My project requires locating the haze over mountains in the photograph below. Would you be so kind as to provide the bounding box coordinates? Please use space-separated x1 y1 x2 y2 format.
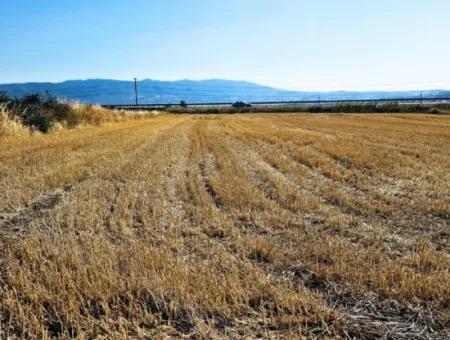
1 79 449 105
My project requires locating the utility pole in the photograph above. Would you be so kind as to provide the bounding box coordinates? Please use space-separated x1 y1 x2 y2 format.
134 78 139 106
420 92 423 105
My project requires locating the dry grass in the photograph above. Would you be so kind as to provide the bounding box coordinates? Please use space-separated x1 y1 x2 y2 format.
54 102 157 128
0 105 31 137
0 113 449 338
0 101 157 136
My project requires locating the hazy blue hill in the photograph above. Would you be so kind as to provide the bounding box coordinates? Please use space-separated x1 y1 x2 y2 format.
0 79 448 104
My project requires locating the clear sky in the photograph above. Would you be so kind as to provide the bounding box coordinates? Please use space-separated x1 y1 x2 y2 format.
1 0 449 91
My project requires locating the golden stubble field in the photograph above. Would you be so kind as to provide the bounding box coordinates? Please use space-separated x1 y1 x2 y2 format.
0 113 449 338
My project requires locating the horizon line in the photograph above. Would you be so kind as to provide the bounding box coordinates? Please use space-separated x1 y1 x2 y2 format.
0 77 449 93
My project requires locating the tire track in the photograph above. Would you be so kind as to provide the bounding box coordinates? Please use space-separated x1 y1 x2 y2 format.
275 265 448 340
224 120 449 242
206 123 448 339
0 185 72 235
0 118 188 242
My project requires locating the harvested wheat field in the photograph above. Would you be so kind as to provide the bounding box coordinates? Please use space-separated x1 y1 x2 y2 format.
0 113 449 339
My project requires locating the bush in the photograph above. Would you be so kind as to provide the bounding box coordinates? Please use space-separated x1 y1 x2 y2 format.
1 93 132 134
19 106 53 132
0 91 10 103
232 101 252 108
10 93 56 132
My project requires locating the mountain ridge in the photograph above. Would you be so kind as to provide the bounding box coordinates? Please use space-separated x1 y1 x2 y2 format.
0 79 449 105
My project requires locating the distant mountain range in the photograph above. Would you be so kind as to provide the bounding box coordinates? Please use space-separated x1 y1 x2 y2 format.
0 79 449 105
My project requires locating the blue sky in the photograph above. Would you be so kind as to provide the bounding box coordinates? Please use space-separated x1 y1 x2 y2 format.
1 0 449 91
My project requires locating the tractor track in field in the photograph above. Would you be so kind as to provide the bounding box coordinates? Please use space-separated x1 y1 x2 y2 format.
0 185 73 241
0 119 187 243
225 124 449 248
275 265 449 340
211 128 449 339
198 159 224 211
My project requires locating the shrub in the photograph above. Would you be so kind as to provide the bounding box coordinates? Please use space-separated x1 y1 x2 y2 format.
2 93 130 133
11 93 56 132
19 107 53 132
0 91 10 103
232 101 252 108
